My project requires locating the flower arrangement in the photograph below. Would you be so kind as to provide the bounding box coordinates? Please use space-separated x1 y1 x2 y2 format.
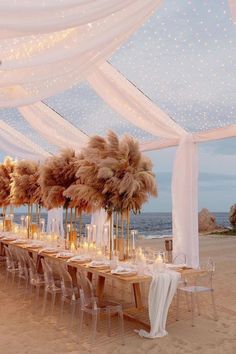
0 156 15 207
10 159 41 206
39 149 78 210
65 131 157 215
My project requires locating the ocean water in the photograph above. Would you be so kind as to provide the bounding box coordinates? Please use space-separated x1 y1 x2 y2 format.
12 212 230 238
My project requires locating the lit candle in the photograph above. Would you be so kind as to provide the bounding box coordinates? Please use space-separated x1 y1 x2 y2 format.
86 224 92 243
131 230 137 250
70 242 76 252
92 225 97 243
40 218 45 233
154 254 165 272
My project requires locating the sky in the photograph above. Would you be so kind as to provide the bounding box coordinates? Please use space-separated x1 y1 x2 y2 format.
0 0 236 213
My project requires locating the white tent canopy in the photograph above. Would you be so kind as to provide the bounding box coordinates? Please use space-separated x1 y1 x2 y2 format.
0 0 236 267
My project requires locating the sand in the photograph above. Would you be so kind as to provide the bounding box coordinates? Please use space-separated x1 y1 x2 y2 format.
0 235 236 354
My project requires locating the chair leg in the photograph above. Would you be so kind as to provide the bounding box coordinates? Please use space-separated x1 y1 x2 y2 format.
191 292 195 327
118 310 125 345
50 292 56 316
5 271 9 288
78 310 84 343
210 290 218 321
176 290 180 321
196 293 201 316
42 290 48 316
35 286 40 304
70 301 76 329
107 308 111 337
91 312 98 349
57 298 65 327
185 291 190 311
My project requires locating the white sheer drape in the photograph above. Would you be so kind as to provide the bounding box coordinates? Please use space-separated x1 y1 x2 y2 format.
0 120 50 160
0 1 151 38
47 207 64 238
172 134 199 268
19 102 89 150
228 0 236 24
91 209 108 247
0 1 162 107
87 62 185 140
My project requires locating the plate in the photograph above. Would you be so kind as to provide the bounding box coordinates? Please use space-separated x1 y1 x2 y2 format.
1 237 16 241
11 239 28 244
56 252 74 259
88 262 109 269
68 256 91 263
24 243 43 249
40 248 59 254
112 271 137 277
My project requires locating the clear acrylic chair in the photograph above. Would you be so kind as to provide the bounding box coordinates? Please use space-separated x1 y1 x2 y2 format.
57 262 79 328
41 258 61 316
3 245 19 287
173 253 187 265
14 247 29 290
77 270 124 348
25 252 45 305
176 258 218 326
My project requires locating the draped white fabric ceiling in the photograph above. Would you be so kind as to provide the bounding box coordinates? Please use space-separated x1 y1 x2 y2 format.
0 0 235 267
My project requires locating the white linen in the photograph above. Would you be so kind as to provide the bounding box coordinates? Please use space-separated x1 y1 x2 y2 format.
47 207 64 238
91 208 108 247
88 62 185 140
137 270 180 338
19 102 89 151
0 120 50 160
0 1 162 107
172 134 199 268
0 1 154 38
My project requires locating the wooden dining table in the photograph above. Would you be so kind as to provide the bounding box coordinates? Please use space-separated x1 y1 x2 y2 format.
0 237 202 328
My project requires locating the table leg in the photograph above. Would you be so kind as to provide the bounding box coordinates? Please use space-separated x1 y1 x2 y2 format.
133 283 143 309
87 271 93 282
36 255 43 273
0 242 4 256
96 276 105 300
68 265 77 285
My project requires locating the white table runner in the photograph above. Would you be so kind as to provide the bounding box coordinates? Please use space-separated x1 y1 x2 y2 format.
137 270 180 338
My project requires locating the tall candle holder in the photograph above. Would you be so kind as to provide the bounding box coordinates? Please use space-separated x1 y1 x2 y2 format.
130 229 138 262
20 215 25 231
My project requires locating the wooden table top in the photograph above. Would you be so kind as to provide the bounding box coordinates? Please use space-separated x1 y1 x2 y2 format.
0 238 202 284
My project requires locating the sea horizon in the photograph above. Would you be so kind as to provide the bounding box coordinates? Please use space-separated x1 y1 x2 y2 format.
10 211 231 238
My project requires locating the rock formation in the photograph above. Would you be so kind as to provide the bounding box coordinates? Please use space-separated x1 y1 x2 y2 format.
229 204 236 229
198 208 218 232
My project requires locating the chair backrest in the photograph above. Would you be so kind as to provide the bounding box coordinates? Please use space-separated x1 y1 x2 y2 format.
25 253 38 280
41 258 56 289
195 258 215 289
173 253 187 265
14 248 27 274
77 270 96 309
4 245 15 269
57 262 75 299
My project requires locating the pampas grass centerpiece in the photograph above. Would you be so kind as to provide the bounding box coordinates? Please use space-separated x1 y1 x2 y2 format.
64 131 157 258
10 159 41 236
0 156 15 230
39 149 80 243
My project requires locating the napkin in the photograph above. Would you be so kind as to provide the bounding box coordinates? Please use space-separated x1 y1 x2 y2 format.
166 263 187 269
56 252 74 258
89 260 109 267
67 255 91 262
111 265 136 274
39 248 58 254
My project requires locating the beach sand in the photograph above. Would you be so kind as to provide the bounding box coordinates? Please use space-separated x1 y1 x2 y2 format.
0 235 235 354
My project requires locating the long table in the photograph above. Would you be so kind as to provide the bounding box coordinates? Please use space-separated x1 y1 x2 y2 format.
0 238 201 327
